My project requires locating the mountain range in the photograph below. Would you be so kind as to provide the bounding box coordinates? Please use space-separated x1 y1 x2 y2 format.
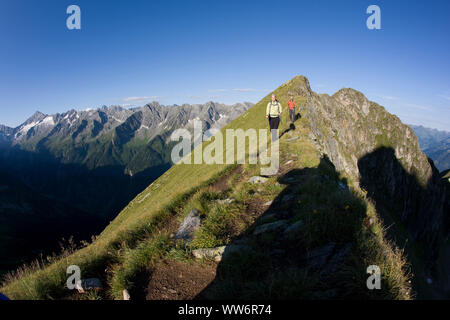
409 125 450 172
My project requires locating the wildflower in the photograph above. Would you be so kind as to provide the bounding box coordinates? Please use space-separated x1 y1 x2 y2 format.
313 209 318 214
345 205 350 210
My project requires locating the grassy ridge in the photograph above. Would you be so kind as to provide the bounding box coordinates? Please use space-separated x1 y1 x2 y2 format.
108 108 411 300
1 76 411 299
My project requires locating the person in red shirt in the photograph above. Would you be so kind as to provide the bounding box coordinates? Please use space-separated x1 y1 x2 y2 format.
287 97 297 123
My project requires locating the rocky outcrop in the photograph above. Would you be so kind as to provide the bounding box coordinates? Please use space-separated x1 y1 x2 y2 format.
192 245 250 262
302 85 431 184
286 76 448 293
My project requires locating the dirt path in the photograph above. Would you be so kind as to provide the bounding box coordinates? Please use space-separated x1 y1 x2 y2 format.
143 160 295 300
145 165 244 300
210 165 243 193
146 260 217 300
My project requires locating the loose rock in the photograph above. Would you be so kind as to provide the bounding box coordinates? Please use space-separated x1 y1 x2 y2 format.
192 245 249 262
249 176 269 184
123 289 131 300
216 198 235 205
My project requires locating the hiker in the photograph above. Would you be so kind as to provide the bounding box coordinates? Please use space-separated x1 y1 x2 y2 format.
266 94 282 140
287 97 297 123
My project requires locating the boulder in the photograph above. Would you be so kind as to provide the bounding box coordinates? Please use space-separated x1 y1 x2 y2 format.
123 289 131 300
283 220 304 240
193 246 226 261
248 176 268 184
215 198 235 205
253 220 288 235
192 244 250 262
175 209 201 243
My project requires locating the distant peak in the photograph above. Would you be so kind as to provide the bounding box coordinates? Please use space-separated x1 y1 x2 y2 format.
102 105 125 112
33 110 45 117
144 101 162 112
281 75 312 96
333 87 369 104
0 124 13 134
25 110 47 124
334 87 364 96
332 88 370 115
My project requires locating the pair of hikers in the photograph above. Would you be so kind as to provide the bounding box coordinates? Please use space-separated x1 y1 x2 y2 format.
265 94 297 136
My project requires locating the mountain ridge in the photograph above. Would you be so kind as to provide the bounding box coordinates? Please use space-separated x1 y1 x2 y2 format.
1 76 448 300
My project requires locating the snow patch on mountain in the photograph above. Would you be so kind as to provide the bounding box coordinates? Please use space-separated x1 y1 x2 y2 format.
41 116 55 126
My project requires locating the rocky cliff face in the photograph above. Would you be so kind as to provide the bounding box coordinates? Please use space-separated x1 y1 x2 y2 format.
283 76 448 295
303 85 431 184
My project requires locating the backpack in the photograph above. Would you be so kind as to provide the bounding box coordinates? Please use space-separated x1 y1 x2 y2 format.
271 100 281 109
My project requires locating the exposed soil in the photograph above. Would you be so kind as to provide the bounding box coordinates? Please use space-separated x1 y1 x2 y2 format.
210 165 243 193
159 212 182 236
145 165 246 300
245 196 267 219
144 162 294 301
146 260 217 300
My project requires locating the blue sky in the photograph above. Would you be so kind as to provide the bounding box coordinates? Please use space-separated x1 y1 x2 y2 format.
1 0 449 130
